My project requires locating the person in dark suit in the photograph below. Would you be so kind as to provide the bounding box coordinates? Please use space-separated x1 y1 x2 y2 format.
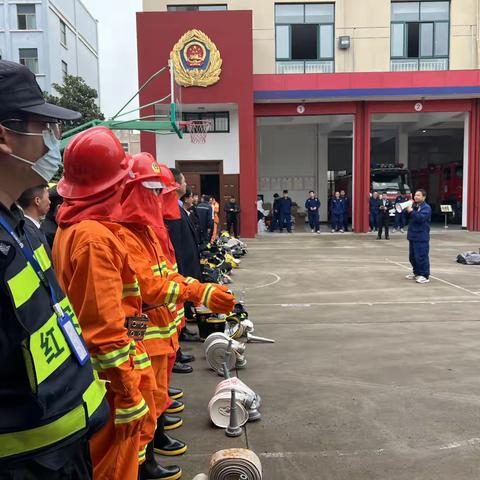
17 184 52 256
165 169 202 350
376 193 392 240
224 196 240 237
269 193 280 232
196 195 214 244
181 189 200 244
40 186 63 249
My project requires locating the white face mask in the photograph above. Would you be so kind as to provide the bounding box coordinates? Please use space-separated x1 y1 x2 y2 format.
8 129 62 182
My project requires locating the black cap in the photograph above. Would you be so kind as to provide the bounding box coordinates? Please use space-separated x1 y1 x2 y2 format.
0 60 81 121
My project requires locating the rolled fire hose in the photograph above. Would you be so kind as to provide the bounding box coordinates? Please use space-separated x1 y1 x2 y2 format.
209 449 262 480
205 339 238 373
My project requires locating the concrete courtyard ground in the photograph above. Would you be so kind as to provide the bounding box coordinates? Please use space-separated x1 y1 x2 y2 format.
169 228 480 480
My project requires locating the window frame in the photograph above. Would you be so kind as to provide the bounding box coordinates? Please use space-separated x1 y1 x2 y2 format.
60 20 68 47
17 3 37 30
181 111 230 133
61 60 68 80
390 1 450 63
274 3 335 66
166 4 227 11
19 48 39 74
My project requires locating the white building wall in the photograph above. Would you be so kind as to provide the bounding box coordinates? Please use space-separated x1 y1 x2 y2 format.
155 109 240 174
0 0 98 95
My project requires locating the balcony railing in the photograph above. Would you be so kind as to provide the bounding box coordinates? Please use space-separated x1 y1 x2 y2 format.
276 60 334 74
390 58 448 72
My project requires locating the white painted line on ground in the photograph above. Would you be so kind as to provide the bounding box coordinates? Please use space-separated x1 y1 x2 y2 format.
259 437 480 460
385 258 480 297
236 270 281 291
246 299 480 307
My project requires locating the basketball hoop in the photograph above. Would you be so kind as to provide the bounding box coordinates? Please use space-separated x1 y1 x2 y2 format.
185 120 212 144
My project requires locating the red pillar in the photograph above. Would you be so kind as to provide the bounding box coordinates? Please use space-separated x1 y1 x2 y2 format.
468 99 480 231
353 101 370 232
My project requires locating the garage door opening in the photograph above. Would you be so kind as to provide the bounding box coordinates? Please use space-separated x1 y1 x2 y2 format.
370 111 466 226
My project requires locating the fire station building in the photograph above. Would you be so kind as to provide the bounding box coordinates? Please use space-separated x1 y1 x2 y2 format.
137 0 480 237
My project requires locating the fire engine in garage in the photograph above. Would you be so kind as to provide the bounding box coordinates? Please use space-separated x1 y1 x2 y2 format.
410 162 463 222
336 164 412 217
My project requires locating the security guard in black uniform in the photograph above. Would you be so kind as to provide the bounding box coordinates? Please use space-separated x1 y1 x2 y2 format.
0 60 108 479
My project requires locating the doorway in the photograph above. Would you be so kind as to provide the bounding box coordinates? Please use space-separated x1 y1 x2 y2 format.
201 174 220 200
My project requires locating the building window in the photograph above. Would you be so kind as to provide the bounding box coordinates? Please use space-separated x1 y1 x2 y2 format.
17 4 36 30
60 20 67 46
275 3 334 74
182 111 230 133
167 4 227 11
391 1 450 71
19 48 39 74
61 60 68 80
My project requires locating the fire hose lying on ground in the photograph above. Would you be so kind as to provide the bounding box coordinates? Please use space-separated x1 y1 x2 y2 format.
192 448 262 480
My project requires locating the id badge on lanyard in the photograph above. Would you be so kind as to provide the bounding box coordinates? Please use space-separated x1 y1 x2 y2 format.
55 306 90 366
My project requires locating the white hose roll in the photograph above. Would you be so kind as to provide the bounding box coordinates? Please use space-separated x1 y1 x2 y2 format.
204 332 231 352
208 392 249 428
205 339 237 373
209 449 262 480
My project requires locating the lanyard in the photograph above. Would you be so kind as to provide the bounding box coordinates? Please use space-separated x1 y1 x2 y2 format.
0 214 62 316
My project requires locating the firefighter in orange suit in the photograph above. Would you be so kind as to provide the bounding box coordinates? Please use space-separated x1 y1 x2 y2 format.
211 197 220 242
117 153 236 470
53 127 179 480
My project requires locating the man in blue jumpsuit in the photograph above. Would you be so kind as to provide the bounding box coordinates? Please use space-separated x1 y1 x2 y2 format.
340 190 350 231
269 193 280 232
394 193 407 232
279 189 293 233
369 191 379 232
405 189 432 284
305 190 321 233
330 191 345 233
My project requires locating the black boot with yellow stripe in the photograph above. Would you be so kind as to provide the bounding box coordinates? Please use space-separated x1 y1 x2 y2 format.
168 387 183 400
139 442 182 480
164 414 183 431
166 399 184 414
154 414 187 456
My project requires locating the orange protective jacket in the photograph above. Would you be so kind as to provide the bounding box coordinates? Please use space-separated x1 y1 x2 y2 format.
53 220 154 427
115 224 232 345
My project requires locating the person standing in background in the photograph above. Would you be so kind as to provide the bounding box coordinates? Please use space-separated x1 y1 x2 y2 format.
17 183 51 254
340 190 350 231
279 189 293 233
269 193 280 232
305 190 321 234
224 196 240 237
394 193 407 233
376 193 392 240
369 191 379 232
41 186 63 249
210 196 219 242
330 191 345 233
196 195 214 244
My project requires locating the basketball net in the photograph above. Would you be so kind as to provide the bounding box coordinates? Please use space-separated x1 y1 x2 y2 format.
186 120 212 144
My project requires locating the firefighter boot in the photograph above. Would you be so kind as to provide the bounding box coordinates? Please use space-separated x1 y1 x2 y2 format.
139 442 182 480
164 414 183 431
154 414 188 456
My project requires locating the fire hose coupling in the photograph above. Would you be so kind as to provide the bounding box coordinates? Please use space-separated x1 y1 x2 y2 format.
192 448 262 480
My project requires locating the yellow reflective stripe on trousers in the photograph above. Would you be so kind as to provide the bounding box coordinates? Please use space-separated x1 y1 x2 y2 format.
115 398 148 424
122 281 141 298
26 311 71 385
0 378 105 459
133 351 151 370
91 343 132 370
165 282 179 304
144 321 177 340
7 262 40 308
200 285 216 306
